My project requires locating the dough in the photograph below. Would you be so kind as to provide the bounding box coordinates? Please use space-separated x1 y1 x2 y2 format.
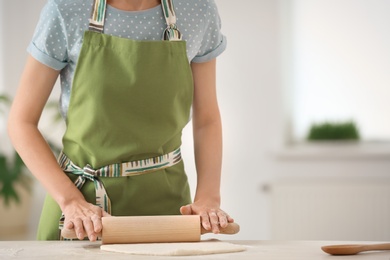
100 239 246 256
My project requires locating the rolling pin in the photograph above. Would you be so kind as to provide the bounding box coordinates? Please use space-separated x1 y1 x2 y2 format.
61 215 240 244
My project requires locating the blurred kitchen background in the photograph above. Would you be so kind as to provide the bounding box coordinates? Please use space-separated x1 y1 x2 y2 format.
1 0 389 241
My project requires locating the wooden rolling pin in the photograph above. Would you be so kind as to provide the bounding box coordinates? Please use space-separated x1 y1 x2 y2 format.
61 215 240 244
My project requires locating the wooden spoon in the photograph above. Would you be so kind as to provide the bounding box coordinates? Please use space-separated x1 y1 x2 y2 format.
322 243 390 255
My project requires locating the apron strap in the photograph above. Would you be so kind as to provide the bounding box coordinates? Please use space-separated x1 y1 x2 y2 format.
88 0 181 40
161 0 182 41
89 0 107 33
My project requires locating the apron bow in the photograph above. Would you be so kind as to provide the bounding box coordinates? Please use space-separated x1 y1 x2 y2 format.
64 162 112 214
81 164 98 182
58 163 111 234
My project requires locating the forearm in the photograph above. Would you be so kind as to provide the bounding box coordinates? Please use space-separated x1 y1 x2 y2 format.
193 115 223 204
8 121 84 210
190 59 223 205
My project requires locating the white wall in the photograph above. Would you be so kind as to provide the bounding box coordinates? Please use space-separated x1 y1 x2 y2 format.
1 0 389 241
0 1 6 151
0 1 5 94
0 1 46 96
288 0 390 140
272 0 390 240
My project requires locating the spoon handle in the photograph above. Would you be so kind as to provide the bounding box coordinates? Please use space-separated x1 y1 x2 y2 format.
322 243 390 255
362 243 390 252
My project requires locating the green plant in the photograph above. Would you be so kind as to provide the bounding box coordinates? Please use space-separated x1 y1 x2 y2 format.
0 94 11 114
307 121 360 141
0 94 31 207
0 152 30 206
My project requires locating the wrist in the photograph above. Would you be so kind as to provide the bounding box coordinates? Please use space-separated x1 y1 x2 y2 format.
194 194 221 206
55 182 85 211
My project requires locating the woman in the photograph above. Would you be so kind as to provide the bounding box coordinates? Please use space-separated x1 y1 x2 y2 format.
8 0 233 241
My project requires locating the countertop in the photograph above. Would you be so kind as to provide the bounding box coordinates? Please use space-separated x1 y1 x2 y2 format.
0 240 389 259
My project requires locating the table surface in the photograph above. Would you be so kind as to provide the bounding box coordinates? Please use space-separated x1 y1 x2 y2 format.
0 240 389 260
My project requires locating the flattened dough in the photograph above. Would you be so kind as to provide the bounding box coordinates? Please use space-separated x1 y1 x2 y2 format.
100 239 246 256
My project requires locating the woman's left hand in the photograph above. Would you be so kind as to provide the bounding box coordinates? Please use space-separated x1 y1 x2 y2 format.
180 200 234 234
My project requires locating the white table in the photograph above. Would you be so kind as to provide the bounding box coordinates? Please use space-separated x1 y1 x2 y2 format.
0 240 389 259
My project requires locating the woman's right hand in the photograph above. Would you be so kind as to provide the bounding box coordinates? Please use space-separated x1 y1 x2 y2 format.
62 199 111 241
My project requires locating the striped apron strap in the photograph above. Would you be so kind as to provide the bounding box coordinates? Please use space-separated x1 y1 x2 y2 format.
161 0 182 41
89 0 107 33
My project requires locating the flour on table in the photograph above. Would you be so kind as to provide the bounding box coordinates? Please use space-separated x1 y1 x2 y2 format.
0 248 24 257
100 239 246 256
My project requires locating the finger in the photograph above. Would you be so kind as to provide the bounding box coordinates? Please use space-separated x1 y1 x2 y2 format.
180 205 193 215
200 212 211 231
217 211 228 228
73 218 85 240
82 217 96 241
220 210 234 223
227 214 234 223
91 214 103 234
64 219 74 229
208 211 220 234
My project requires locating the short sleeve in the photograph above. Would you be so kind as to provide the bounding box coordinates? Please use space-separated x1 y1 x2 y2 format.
191 0 227 63
27 0 68 70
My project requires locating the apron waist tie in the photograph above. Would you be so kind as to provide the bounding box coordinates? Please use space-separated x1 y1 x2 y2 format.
57 148 182 231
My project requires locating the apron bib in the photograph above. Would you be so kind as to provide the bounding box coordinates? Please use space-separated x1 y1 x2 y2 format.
37 0 194 240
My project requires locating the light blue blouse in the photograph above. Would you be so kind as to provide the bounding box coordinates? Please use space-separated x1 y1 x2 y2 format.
28 0 226 118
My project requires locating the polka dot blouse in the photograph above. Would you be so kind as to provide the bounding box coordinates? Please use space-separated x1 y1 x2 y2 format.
27 0 226 118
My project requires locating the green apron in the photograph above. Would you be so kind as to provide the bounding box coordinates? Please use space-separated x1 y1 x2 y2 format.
37 0 193 240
